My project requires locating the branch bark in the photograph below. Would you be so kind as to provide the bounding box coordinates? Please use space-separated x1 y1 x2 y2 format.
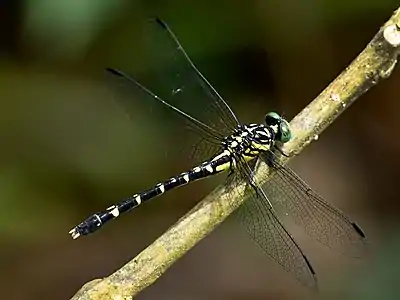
70 7 400 300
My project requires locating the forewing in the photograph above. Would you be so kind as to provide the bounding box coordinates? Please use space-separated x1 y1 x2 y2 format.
106 18 240 164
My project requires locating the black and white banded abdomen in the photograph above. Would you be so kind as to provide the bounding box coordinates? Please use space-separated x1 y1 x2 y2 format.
69 150 233 238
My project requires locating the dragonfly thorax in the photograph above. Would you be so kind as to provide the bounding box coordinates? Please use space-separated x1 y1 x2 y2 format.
223 123 277 158
222 112 293 158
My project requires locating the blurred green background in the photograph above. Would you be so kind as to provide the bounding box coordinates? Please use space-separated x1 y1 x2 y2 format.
1 1 400 299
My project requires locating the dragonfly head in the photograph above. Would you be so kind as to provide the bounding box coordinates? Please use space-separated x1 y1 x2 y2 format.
265 112 292 143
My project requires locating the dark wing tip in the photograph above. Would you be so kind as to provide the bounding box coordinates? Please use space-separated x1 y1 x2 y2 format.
106 67 123 77
302 254 316 275
302 254 319 291
154 17 168 30
352 222 366 238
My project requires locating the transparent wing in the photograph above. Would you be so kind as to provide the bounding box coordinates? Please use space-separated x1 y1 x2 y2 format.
148 18 240 135
106 67 224 165
110 18 239 134
261 152 366 258
106 18 240 163
227 157 317 289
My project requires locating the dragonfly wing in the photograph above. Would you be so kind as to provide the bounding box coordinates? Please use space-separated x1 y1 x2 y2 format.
227 156 317 288
106 18 241 164
260 151 366 257
152 18 240 133
108 18 239 136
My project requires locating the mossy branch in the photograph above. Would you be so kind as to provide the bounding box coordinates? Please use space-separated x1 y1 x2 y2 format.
70 7 400 300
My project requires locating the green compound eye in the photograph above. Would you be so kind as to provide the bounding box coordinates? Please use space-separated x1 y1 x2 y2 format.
279 119 292 143
265 112 281 126
265 112 292 143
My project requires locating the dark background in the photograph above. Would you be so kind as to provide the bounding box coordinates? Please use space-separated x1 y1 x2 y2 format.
1 1 399 299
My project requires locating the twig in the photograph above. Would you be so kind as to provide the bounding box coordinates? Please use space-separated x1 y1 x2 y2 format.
70 7 400 300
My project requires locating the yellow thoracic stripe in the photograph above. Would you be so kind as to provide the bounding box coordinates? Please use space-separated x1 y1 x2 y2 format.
213 140 271 172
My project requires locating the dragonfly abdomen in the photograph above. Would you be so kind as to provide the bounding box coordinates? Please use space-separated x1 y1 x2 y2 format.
69 150 232 239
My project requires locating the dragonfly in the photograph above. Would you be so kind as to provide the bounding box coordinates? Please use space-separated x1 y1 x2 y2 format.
69 18 366 288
